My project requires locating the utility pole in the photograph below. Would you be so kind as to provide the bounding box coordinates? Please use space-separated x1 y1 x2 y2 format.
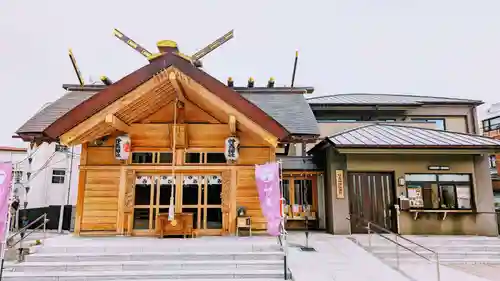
57 148 72 233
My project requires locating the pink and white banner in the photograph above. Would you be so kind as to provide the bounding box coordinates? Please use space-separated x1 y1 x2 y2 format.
255 162 281 236
0 163 12 243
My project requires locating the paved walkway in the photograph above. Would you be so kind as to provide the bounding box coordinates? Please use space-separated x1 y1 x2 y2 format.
450 264 500 281
286 232 410 281
286 232 493 281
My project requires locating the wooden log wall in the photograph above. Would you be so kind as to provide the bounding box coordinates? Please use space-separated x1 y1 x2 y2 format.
77 121 274 234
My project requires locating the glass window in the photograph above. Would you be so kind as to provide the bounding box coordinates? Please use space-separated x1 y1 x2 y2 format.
411 118 446 130
134 183 151 205
282 179 290 204
133 208 149 230
206 153 226 164
51 170 66 184
182 176 199 205
159 181 175 205
440 185 456 209
456 185 471 209
294 179 313 207
185 153 202 164
438 174 470 182
14 171 23 183
55 144 68 152
494 192 500 210
489 155 497 169
406 173 473 210
405 174 437 182
158 152 173 164
132 152 154 164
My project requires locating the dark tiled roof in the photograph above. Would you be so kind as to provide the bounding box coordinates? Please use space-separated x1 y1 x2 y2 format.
17 91 97 134
241 93 319 136
16 90 318 137
277 156 318 170
326 124 500 148
307 93 483 105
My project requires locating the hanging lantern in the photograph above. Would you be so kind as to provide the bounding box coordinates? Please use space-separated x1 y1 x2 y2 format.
224 136 240 161
115 135 131 160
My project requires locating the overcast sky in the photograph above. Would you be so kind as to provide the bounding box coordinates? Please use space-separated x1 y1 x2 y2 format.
1 0 499 147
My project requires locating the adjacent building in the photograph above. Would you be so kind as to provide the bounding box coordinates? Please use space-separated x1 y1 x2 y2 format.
481 102 500 210
307 94 500 236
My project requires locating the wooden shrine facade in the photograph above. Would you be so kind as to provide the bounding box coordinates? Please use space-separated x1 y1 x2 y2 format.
16 50 320 236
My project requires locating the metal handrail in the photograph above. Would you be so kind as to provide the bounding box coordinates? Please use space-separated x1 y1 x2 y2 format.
347 214 440 281
277 218 289 280
7 213 49 249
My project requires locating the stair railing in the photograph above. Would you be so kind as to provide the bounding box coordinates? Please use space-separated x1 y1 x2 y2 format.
277 217 289 280
7 213 49 249
347 214 440 281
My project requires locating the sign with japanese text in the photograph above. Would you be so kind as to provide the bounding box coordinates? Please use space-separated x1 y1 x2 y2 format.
336 170 345 199
115 135 131 160
224 136 240 161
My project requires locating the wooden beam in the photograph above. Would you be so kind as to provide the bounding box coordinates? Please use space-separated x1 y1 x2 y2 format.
60 68 173 145
168 71 187 102
172 68 279 147
229 115 236 135
105 114 131 133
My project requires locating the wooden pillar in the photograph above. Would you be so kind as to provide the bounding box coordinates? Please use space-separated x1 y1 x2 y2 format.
221 170 231 235
229 169 238 234
123 170 135 235
116 167 127 234
73 143 88 235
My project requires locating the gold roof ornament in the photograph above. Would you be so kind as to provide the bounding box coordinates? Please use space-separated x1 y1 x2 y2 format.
113 28 234 68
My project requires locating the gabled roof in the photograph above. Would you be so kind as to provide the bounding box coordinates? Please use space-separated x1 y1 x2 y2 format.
307 93 483 106
16 56 319 142
315 124 500 149
17 91 96 134
241 92 319 136
16 53 319 142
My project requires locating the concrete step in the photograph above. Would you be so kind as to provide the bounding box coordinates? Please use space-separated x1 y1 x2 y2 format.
33 244 282 254
365 245 500 252
373 251 500 259
2 269 285 280
5 260 283 272
382 257 500 264
25 251 285 263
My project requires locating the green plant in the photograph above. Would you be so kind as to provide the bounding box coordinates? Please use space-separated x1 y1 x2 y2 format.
35 239 41 245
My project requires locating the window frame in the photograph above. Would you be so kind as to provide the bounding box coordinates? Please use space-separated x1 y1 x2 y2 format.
405 173 474 210
51 169 66 184
483 116 500 132
281 175 317 218
410 118 447 130
130 151 173 165
183 150 227 165
55 144 69 152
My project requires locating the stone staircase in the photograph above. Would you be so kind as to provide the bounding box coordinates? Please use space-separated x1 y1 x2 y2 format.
2 235 286 280
351 235 500 265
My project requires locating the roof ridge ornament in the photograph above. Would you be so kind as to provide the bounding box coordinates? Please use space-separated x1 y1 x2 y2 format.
112 28 234 68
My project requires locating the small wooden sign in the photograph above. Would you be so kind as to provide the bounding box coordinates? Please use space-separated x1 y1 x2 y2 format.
335 170 345 199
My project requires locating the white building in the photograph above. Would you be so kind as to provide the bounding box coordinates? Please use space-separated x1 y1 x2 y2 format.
25 143 80 209
0 146 28 185
8 142 81 230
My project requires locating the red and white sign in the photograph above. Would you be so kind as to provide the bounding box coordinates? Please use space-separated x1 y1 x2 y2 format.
115 135 131 160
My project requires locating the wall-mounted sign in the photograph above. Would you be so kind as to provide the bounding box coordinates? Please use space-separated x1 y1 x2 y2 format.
224 136 240 161
428 165 450 171
335 170 345 199
115 135 131 160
